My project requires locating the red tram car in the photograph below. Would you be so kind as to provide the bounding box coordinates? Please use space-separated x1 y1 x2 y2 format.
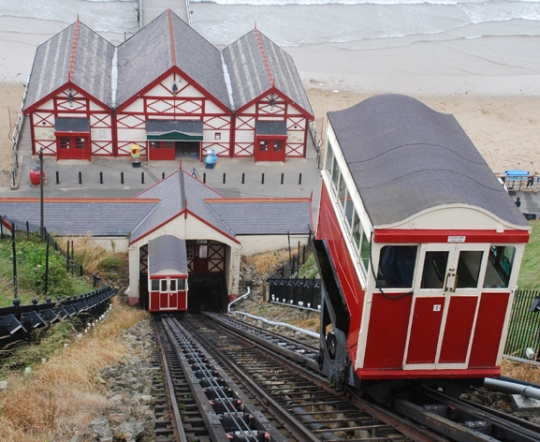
314 95 531 400
148 235 189 312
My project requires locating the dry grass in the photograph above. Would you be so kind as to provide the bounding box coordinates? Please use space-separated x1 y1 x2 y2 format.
244 249 291 278
0 298 148 442
502 358 540 384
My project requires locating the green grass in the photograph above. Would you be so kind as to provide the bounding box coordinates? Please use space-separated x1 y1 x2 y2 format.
0 236 94 308
298 251 319 279
517 220 540 290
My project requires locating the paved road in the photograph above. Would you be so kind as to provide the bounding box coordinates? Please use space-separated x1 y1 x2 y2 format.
141 0 190 27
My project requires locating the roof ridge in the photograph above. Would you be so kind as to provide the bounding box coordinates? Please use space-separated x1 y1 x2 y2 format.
168 9 177 67
68 19 81 82
254 28 274 87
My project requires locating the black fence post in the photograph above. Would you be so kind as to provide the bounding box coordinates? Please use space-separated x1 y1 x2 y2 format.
242 173 245 184
121 172 124 184
100 171 103 184
0 215 3 239
26 221 30 239
56 171 60 184
298 173 302 185
223 173 226 184
261 173 265 184
66 240 70 272
281 173 284 184
141 172 144 184
44 235 49 297
162 172 165 179
12 223 17 298
203 172 206 183
78 171 82 184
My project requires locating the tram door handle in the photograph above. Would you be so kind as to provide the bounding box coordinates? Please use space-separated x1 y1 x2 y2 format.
444 268 457 292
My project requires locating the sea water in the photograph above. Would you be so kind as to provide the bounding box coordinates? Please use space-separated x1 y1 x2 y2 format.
189 0 540 49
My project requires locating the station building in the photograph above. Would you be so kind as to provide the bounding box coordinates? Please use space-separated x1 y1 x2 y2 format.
0 167 313 309
22 10 313 163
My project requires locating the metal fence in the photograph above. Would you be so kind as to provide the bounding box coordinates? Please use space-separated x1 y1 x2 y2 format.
0 216 104 289
505 289 540 359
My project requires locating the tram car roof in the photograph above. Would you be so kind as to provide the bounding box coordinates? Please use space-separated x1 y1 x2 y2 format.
148 235 188 276
327 94 529 230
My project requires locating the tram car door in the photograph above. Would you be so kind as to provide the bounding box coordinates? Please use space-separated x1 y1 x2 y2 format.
147 235 189 313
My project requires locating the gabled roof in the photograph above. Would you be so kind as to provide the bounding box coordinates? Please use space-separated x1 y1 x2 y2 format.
0 198 158 236
116 10 230 110
205 198 312 235
24 20 115 111
327 94 530 228
130 169 235 243
222 29 313 116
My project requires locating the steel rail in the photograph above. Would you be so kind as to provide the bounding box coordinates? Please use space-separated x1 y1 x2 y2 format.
154 317 188 442
196 313 444 442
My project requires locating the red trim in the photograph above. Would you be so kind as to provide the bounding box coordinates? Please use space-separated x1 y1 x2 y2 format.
167 10 177 66
130 211 184 245
0 197 159 203
374 229 530 244
185 209 240 244
254 28 274 87
68 20 81 82
356 368 500 380
115 66 231 115
204 197 310 203
149 274 187 279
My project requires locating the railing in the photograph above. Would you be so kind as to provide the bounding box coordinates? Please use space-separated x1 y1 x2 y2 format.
185 0 193 27
267 277 321 312
505 289 540 360
308 121 323 169
0 216 104 288
10 77 29 190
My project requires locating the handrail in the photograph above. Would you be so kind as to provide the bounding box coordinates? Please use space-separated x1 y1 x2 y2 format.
10 76 29 190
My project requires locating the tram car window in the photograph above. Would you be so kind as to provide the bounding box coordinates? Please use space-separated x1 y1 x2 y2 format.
314 95 531 402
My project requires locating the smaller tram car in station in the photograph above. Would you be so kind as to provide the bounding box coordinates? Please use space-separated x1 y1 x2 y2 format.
315 94 531 401
148 235 189 313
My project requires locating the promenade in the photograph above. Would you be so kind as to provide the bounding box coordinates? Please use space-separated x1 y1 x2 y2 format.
140 0 191 28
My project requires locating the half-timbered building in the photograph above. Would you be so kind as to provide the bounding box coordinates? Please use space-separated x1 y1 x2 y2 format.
23 10 313 162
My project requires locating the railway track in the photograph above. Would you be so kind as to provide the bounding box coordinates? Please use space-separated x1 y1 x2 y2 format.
152 313 540 442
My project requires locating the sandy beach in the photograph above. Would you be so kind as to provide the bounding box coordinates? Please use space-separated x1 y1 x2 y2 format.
1 2 539 178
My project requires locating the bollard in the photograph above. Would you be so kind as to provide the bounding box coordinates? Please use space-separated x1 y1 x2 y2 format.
242 172 245 184
223 173 226 184
55 171 60 184
99 171 103 184
12 171 15 187
141 172 144 184
120 172 124 184
203 172 206 183
162 172 165 179
78 171 82 184
281 173 284 184
298 173 302 185
261 173 265 184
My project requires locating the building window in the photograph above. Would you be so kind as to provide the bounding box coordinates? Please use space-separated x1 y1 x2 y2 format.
215 132 221 140
151 280 159 291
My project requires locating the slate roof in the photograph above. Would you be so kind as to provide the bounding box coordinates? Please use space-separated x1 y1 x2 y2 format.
24 21 115 111
130 169 235 243
205 199 312 235
222 29 313 115
116 10 230 110
0 199 158 236
148 235 188 275
327 94 530 228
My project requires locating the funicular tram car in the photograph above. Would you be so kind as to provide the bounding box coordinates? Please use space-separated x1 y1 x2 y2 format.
314 94 531 401
148 235 189 312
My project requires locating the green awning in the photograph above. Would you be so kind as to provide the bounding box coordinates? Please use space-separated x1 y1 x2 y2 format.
146 120 203 141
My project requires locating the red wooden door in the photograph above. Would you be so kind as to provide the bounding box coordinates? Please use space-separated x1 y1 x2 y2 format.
57 136 90 160
148 141 175 160
255 139 286 162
